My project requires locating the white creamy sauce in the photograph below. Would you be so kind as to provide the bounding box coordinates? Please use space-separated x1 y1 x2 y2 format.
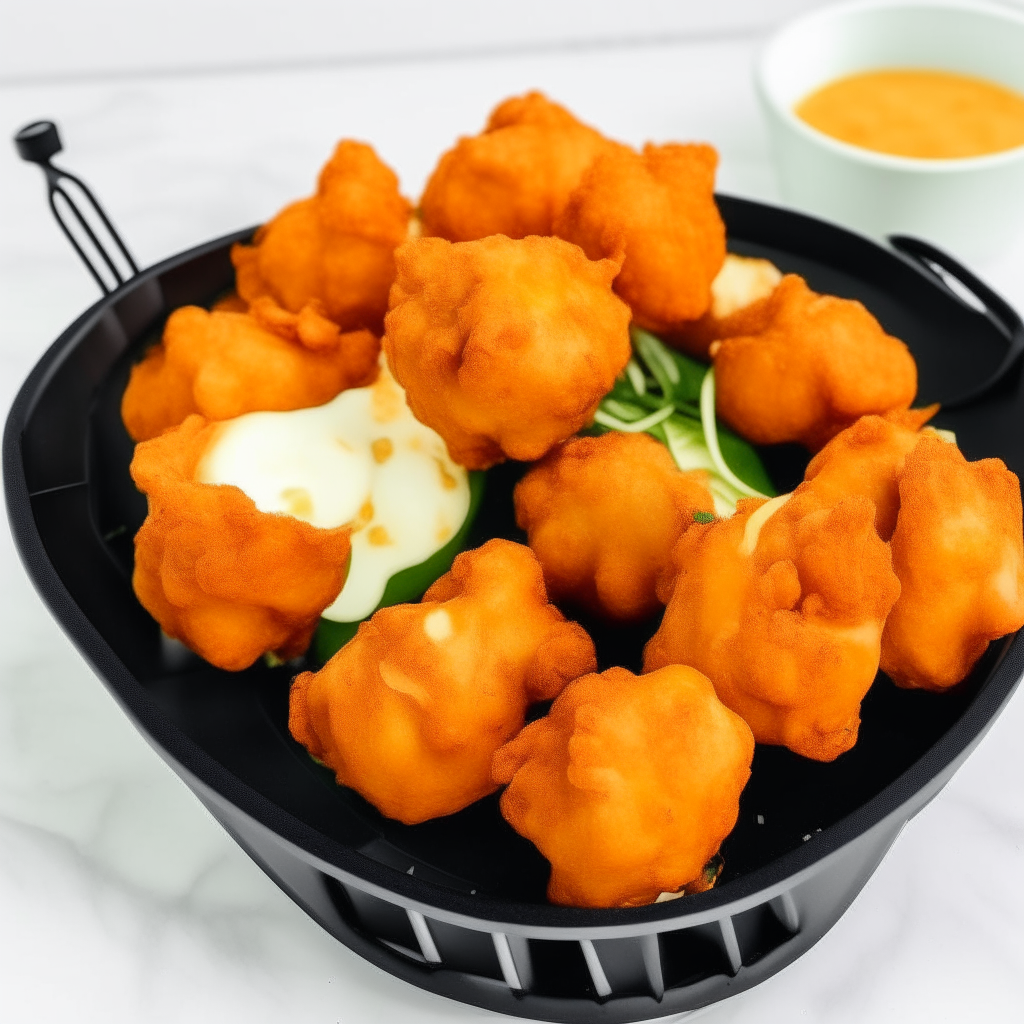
195 364 471 622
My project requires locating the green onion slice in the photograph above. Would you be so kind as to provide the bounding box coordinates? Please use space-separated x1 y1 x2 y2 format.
699 368 766 500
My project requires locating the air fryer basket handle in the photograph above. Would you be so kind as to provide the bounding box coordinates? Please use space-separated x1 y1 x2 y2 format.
889 234 1024 409
13 120 138 295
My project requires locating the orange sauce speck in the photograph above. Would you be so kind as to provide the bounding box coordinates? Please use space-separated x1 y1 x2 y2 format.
435 457 458 490
371 437 394 464
368 525 393 547
796 69 1024 159
280 487 314 519
352 500 374 530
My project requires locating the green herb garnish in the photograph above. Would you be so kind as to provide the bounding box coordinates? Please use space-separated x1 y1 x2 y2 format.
594 327 774 514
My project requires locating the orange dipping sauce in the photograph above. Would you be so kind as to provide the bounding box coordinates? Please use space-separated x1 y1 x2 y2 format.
796 69 1024 159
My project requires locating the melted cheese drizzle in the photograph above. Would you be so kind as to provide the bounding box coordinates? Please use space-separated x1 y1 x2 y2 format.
196 363 471 622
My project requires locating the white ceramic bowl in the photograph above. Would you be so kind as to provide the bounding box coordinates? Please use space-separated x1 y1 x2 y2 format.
756 0 1024 263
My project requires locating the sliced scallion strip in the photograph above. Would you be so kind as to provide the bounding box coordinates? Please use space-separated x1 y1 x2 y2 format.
594 403 676 433
625 359 647 396
601 398 648 422
633 327 679 396
662 416 714 473
699 368 767 500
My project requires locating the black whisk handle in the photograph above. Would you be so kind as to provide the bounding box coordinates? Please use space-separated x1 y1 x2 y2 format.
13 119 138 295
14 120 63 166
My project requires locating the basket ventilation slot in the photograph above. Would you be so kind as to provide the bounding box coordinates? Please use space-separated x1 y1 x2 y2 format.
341 886 423 961
333 880 800 1001
428 919 506 981
731 900 796 967
658 921 734 989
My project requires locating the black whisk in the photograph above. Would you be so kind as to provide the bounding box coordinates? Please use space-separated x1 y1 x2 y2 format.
14 119 138 294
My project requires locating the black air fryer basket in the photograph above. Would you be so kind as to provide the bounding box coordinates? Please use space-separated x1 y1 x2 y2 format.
6 122 1024 1023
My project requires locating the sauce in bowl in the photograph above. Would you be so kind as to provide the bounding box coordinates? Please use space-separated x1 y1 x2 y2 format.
796 68 1024 159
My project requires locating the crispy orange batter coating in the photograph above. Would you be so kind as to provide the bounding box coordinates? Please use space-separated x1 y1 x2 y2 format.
420 91 621 242
644 487 900 760
881 437 1024 690
121 301 379 442
383 234 632 469
670 254 783 359
131 415 352 671
492 664 754 907
231 140 412 333
288 540 597 824
555 142 726 331
514 433 715 621
711 275 918 450
803 407 940 540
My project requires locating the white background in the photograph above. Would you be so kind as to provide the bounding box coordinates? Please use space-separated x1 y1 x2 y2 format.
2 2 1024 1022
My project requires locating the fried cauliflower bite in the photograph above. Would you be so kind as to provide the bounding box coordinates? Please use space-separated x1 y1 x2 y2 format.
802 407 940 540
710 275 918 450
130 415 352 671
880 437 1024 691
288 539 597 824
419 91 621 242
670 254 783 359
383 234 632 469
121 301 380 442
492 664 754 908
231 140 412 333
514 433 715 622
555 142 726 331
644 487 901 761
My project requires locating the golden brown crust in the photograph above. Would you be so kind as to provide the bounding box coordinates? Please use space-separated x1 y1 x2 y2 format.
644 486 901 761
492 664 754 907
711 275 918 450
881 437 1024 690
514 433 715 621
231 140 411 333
288 539 597 824
555 142 726 330
121 303 380 442
419 91 621 242
383 234 632 469
802 407 939 540
130 416 352 671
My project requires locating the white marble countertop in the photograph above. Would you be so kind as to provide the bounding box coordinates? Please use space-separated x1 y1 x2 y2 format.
2 4 1024 1021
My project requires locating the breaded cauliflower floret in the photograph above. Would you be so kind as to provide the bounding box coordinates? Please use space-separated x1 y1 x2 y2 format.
881 436 1024 690
383 234 632 469
130 415 352 671
555 141 726 332
420 91 622 242
514 432 715 622
231 140 412 334
493 664 754 907
288 540 597 824
711 275 918 451
121 300 379 442
644 485 901 761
